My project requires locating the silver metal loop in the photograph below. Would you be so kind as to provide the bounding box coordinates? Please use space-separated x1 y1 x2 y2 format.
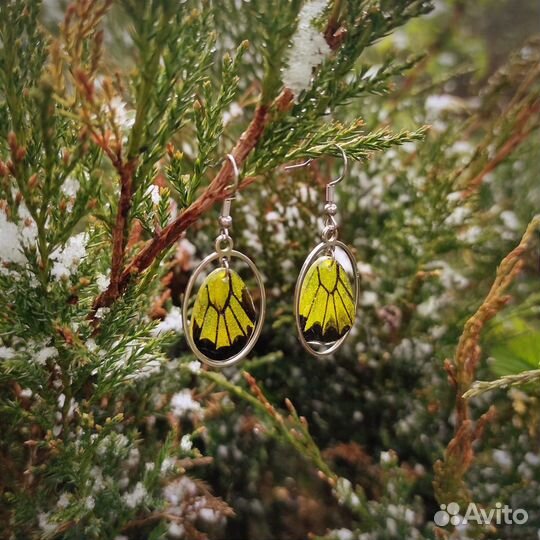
215 233 234 257
321 214 338 243
220 256 230 271
322 225 338 243
324 214 338 229
294 241 358 357
182 250 266 368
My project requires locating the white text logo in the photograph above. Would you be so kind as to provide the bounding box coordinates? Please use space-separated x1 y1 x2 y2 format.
434 502 528 527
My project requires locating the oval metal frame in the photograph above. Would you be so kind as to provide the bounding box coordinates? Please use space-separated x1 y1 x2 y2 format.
294 240 359 357
182 250 266 368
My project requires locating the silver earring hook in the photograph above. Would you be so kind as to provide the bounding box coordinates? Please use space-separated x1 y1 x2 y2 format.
326 145 348 203
283 146 347 205
284 158 313 171
225 153 240 198
328 145 348 187
284 146 347 180
216 154 240 261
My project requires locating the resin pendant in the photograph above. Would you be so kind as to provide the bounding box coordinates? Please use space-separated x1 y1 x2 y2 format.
190 267 256 361
298 256 356 344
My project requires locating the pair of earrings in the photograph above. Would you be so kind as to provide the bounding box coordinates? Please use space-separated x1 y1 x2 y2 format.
181 149 359 368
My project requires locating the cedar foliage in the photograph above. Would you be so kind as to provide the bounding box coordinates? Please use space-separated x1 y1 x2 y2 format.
0 1 539 539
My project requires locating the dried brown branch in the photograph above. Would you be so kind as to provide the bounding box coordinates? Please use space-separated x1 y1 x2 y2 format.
461 99 540 198
122 475 233 536
122 511 186 531
434 215 540 504
51 1 146 311
105 157 138 301
78 100 138 307
464 368 540 399
91 89 294 316
324 0 347 50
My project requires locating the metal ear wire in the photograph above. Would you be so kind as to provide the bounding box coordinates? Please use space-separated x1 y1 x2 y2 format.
327 145 348 187
225 153 240 199
284 158 313 171
326 145 348 203
283 146 347 198
322 145 349 246
216 154 240 262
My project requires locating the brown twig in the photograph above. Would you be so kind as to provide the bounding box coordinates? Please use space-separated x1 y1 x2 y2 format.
106 157 138 301
434 215 540 504
123 511 186 531
324 0 347 50
461 100 540 198
81 115 138 306
91 89 294 316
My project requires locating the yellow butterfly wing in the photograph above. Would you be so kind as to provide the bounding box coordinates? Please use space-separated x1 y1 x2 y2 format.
299 256 355 344
191 268 256 360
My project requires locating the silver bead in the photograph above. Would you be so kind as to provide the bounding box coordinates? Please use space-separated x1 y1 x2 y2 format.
219 215 233 229
324 202 338 216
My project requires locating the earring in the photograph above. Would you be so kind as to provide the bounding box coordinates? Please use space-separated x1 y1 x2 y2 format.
182 155 266 368
292 147 359 356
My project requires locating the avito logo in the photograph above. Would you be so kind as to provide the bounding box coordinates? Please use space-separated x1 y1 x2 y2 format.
434 502 528 527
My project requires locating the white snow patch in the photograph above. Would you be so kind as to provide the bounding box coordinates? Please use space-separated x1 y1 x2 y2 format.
282 0 331 97
49 233 87 280
170 390 201 417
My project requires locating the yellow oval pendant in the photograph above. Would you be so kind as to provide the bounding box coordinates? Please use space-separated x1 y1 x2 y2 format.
190 268 256 361
298 256 356 344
